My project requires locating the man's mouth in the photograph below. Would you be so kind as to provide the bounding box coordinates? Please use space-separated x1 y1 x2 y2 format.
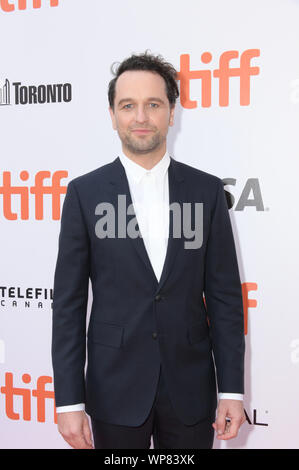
131 129 153 134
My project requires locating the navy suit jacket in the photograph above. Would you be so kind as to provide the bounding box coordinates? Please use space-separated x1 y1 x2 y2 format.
51 156 245 426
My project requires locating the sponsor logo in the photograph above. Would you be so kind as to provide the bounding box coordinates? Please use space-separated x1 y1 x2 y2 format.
244 408 268 427
0 79 10 106
242 282 257 335
0 171 68 220
223 178 265 211
0 371 57 423
0 79 72 106
177 49 260 108
0 286 53 308
0 0 59 12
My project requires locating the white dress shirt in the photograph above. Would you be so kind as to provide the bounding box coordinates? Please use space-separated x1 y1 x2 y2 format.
56 151 242 413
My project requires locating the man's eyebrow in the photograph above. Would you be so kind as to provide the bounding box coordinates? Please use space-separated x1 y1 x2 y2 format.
117 98 134 107
146 97 166 104
117 97 166 107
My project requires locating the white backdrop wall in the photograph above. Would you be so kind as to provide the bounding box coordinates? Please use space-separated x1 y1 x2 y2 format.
0 0 299 449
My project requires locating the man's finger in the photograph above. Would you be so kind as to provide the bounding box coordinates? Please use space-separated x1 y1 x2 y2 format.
213 412 227 436
216 417 241 440
68 434 92 449
83 418 94 448
61 429 92 449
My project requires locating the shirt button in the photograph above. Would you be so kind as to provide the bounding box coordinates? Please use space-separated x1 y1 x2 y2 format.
152 332 158 339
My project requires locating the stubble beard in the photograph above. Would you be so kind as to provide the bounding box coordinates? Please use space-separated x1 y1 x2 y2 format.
120 129 165 155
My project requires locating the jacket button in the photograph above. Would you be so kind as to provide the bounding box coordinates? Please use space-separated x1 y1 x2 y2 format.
155 294 162 301
152 332 158 339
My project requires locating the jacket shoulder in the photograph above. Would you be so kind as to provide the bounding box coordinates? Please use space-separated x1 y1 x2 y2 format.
173 159 222 188
66 159 117 190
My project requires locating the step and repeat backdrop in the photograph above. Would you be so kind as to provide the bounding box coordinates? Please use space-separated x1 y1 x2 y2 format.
1 0 299 449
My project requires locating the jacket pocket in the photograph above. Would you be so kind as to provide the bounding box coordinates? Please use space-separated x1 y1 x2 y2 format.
89 321 124 348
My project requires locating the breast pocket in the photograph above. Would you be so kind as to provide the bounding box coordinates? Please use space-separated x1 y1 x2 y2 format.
88 321 124 348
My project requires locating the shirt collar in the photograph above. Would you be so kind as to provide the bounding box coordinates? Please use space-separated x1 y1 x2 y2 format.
118 150 170 184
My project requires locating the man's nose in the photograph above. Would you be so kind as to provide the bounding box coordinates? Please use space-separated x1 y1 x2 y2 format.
135 106 148 123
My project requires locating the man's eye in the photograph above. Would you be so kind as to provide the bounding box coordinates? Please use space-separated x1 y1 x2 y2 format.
123 104 133 109
149 103 158 108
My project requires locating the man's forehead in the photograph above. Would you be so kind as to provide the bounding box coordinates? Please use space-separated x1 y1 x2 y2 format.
115 70 167 98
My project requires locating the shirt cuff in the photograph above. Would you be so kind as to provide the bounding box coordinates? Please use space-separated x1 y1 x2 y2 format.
218 393 243 401
56 403 85 413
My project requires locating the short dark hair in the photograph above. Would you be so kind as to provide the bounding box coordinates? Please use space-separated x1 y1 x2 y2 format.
108 51 179 110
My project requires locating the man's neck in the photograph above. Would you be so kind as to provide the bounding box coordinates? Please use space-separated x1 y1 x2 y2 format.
121 145 167 170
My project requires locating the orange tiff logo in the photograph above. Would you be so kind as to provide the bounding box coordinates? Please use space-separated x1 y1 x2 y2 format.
0 171 67 220
204 282 257 335
0 0 58 10
177 49 260 108
242 282 258 335
0 372 57 423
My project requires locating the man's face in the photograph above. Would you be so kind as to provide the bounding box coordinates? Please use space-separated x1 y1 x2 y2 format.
109 70 175 155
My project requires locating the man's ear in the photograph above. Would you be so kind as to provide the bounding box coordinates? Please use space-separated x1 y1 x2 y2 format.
109 106 117 130
169 105 175 127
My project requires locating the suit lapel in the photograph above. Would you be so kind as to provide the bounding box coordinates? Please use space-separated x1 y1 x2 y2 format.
156 158 185 293
109 156 186 293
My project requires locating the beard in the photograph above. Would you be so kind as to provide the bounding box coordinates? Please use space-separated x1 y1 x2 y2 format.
119 129 165 155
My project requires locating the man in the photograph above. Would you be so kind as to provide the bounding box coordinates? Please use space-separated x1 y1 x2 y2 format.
52 52 246 449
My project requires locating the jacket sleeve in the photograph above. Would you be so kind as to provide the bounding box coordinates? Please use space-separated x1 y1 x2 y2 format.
51 180 90 407
203 177 245 394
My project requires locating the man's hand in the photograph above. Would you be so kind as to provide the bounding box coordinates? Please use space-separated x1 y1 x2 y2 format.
57 411 94 449
212 399 246 440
